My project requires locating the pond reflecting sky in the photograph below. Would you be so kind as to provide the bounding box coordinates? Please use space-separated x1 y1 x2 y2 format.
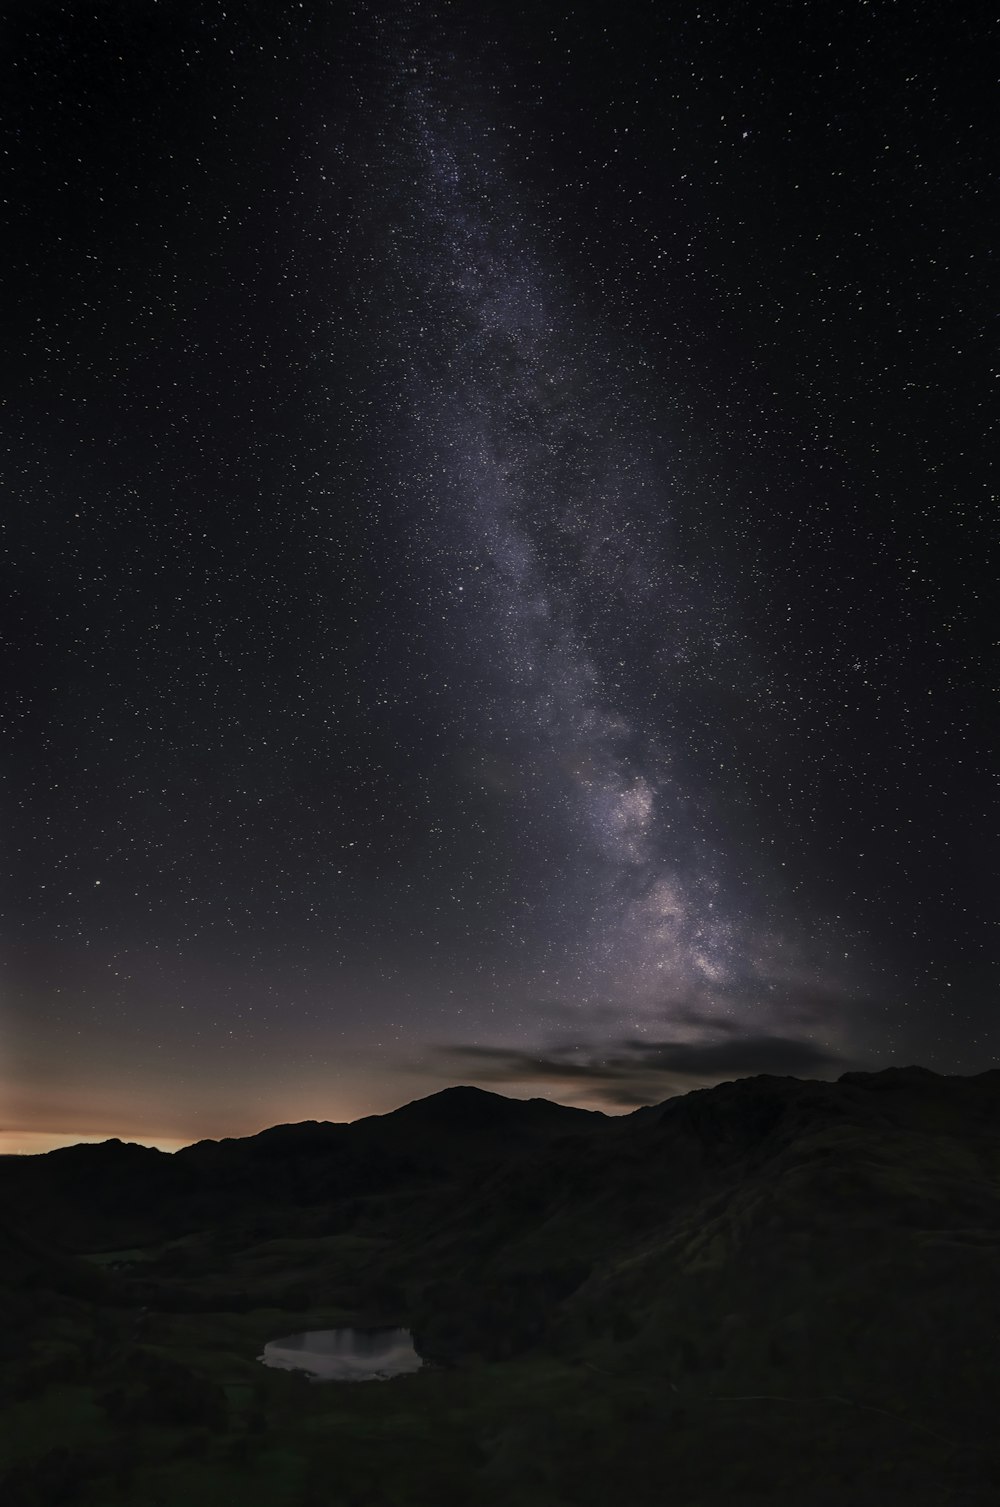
259 1327 423 1382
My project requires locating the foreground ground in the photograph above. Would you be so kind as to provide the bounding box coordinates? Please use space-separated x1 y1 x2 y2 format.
4 1069 1000 1504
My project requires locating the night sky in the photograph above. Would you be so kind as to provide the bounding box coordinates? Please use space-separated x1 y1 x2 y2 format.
4 1 994 1152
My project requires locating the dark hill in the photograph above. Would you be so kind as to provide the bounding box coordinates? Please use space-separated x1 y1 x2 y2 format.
0 1086 603 1251
367 1084 602 1134
178 1119 349 1166
0 1219 108 1301
350 1085 603 1166
5 1069 1000 1502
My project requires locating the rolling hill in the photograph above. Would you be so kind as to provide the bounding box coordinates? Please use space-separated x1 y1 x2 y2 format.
3 1068 1000 1504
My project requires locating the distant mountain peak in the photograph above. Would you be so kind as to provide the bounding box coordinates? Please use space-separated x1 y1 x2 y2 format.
839 1064 943 1087
371 1084 602 1135
386 1085 536 1124
420 1085 506 1103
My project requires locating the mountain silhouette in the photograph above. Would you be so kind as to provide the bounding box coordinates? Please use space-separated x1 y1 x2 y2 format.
5 1069 1000 1503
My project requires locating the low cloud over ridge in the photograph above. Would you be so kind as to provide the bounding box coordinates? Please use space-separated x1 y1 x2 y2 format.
433 1028 853 1107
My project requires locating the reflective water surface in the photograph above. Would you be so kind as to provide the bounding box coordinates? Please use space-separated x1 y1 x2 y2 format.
258 1327 423 1382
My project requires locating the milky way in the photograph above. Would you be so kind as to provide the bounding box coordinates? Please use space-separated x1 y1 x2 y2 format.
356 49 858 1066
5 2 992 1145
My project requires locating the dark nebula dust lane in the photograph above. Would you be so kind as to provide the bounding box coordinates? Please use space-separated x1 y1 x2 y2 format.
350 46 871 1040
2 2 994 1147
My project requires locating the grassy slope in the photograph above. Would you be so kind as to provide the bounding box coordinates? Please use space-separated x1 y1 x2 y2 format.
3 1069 1000 1505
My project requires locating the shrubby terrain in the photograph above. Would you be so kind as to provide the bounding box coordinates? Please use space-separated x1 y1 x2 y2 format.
3 1066 1000 1504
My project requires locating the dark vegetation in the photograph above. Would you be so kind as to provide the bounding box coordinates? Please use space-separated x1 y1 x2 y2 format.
3 1068 1000 1503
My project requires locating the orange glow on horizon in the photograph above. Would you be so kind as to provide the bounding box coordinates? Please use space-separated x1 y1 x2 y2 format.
0 1073 635 1158
0 1129 191 1156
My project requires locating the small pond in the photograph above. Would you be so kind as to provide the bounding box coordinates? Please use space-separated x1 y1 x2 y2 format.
258 1327 423 1383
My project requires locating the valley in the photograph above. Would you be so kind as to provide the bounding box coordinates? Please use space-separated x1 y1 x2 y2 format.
3 1070 1000 1504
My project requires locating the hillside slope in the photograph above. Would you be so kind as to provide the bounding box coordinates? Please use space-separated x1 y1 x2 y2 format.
4 1069 1000 1504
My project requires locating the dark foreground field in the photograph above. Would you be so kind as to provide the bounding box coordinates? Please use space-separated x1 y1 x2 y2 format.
4 1067 1000 1505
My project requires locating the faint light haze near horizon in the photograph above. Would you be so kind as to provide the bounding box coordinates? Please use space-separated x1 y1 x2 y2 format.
4 3 993 1151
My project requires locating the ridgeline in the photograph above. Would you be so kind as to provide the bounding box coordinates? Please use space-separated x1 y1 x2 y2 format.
3 1068 1000 1504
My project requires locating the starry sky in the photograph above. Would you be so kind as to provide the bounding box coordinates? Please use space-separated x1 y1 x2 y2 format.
4 1 994 1151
